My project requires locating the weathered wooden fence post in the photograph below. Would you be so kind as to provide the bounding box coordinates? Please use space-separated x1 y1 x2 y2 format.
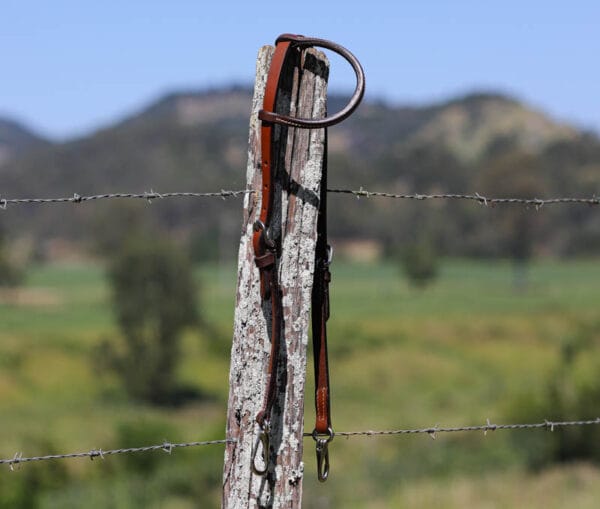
222 44 329 508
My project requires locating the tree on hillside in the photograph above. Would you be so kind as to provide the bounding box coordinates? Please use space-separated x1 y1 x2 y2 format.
479 152 547 290
91 201 157 257
506 319 600 468
0 221 24 288
96 235 199 404
399 236 439 289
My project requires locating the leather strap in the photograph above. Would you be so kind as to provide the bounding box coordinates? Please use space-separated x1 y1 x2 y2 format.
253 40 292 431
312 131 332 436
311 131 334 482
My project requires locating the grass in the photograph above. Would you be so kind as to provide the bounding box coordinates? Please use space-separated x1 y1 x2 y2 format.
1 258 599 507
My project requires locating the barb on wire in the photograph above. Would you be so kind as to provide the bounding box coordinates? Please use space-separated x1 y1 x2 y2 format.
0 438 234 468
327 188 600 207
0 190 251 208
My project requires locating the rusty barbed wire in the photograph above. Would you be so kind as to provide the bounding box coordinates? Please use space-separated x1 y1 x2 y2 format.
0 188 599 209
0 438 235 470
3 418 599 469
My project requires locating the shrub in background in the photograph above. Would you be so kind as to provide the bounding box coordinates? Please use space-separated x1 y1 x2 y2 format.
399 238 439 288
0 222 25 288
0 440 67 509
96 235 199 405
505 320 600 468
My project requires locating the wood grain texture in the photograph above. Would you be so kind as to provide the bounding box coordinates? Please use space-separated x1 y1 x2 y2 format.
222 45 329 508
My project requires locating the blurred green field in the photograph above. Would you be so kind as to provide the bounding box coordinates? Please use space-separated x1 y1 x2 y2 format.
1 259 600 508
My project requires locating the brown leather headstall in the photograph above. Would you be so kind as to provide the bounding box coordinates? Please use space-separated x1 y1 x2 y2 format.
251 33 364 481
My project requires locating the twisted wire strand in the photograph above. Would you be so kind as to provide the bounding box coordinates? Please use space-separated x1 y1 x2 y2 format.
3 418 599 468
327 188 600 207
0 188 599 209
308 418 600 439
0 439 234 469
0 190 250 208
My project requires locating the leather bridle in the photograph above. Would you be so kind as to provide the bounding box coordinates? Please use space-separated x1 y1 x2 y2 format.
251 33 364 482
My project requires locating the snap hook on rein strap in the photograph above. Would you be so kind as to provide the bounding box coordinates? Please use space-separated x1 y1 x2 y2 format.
312 428 334 482
251 423 270 476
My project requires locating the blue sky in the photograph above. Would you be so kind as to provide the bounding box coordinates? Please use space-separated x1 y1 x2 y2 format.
1 0 599 139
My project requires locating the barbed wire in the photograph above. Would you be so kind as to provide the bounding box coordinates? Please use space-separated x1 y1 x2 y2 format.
1 188 599 209
306 417 600 439
327 188 600 208
0 438 234 470
3 418 598 469
0 190 251 208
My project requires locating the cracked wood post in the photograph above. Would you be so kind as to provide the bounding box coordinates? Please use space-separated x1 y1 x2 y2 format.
222 44 329 508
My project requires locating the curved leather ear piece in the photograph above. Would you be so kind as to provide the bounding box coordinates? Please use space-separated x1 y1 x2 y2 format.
258 34 365 129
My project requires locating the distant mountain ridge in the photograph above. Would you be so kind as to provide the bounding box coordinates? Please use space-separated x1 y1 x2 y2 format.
0 117 49 166
322 91 580 163
405 93 578 161
119 86 254 129
103 87 583 165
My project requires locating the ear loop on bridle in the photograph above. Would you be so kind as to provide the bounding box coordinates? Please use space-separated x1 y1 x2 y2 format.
258 34 365 129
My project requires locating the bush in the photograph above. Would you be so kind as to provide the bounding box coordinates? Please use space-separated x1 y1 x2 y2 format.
96 235 199 404
114 419 176 475
0 440 68 508
399 239 439 288
0 224 24 288
505 320 600 468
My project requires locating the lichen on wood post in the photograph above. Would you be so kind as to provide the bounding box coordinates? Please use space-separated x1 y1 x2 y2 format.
222 45 329 508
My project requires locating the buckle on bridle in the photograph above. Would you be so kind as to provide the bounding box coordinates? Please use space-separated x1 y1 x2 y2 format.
253 219 276 249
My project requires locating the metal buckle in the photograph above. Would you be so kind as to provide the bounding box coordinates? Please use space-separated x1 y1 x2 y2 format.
312 427 334 482
253 219 276 249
